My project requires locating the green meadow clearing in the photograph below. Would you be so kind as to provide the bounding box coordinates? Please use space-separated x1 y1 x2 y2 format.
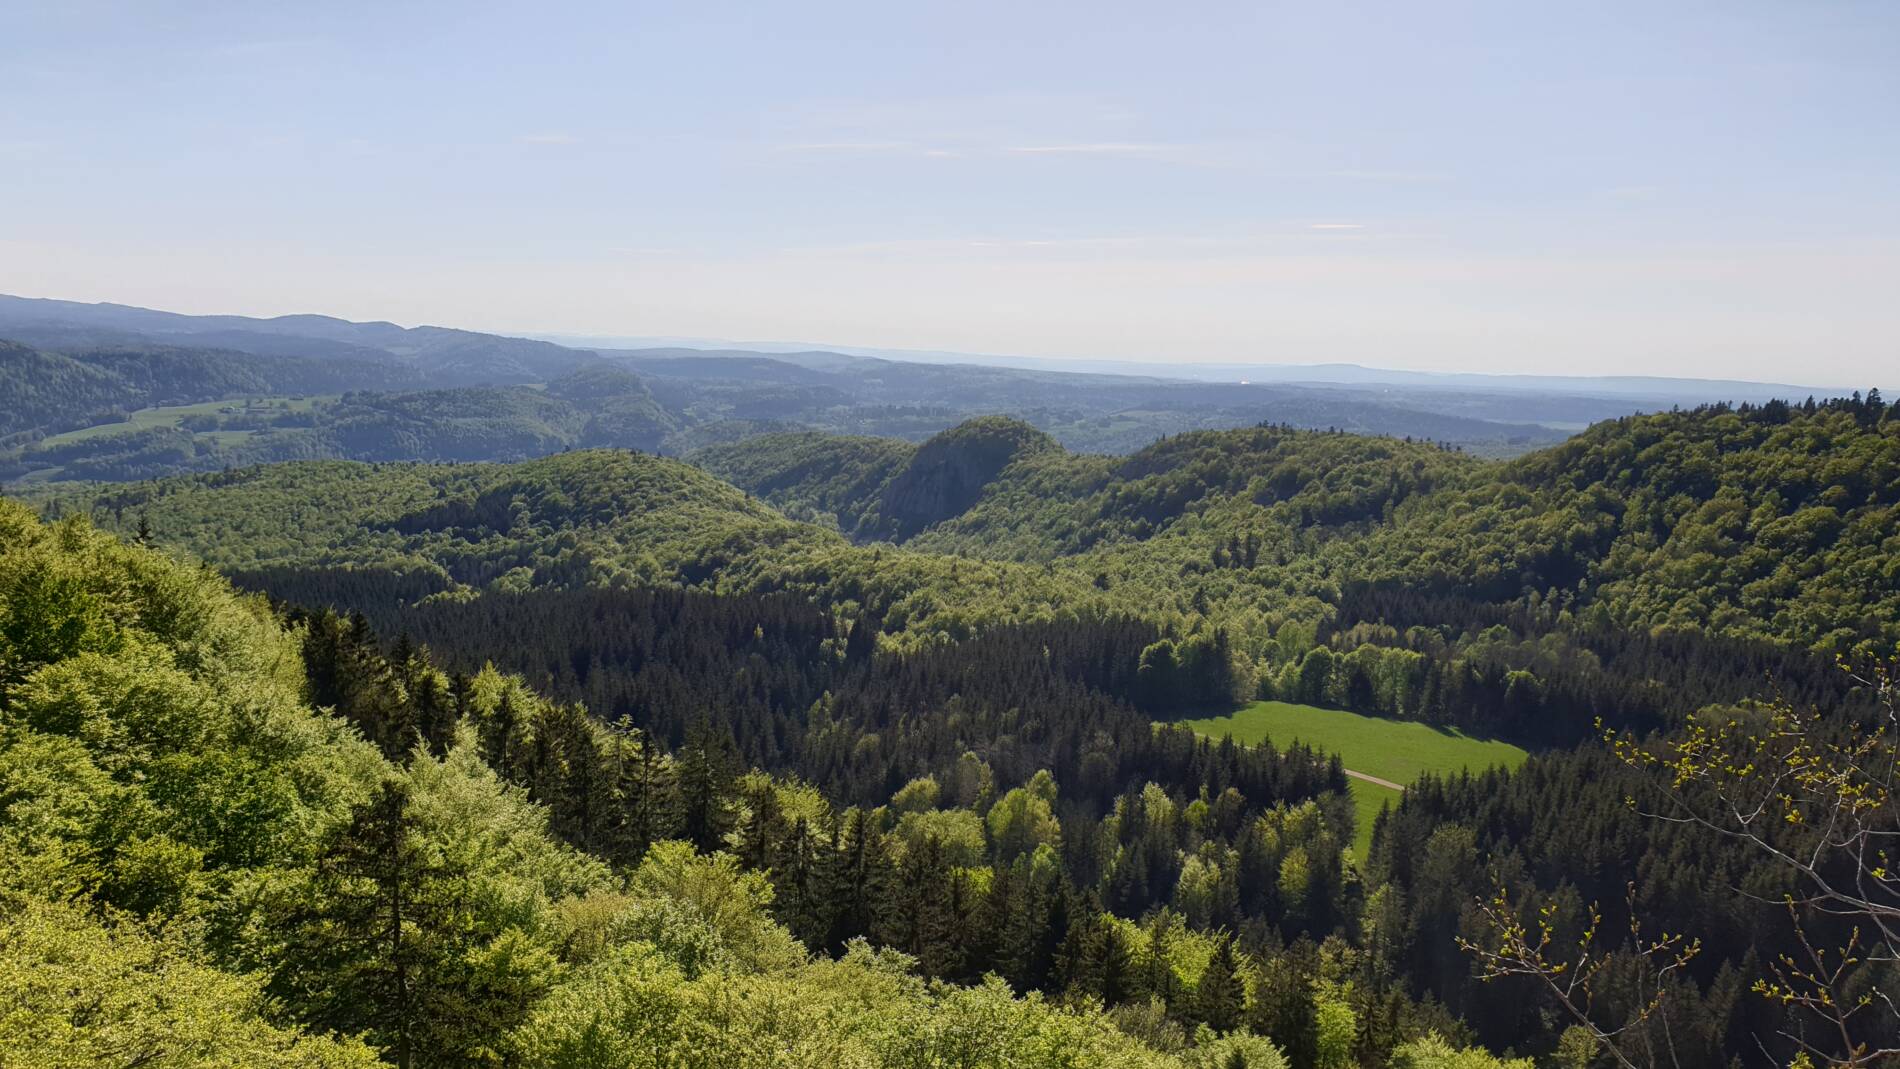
1179 700 1528 856
39 395 332 447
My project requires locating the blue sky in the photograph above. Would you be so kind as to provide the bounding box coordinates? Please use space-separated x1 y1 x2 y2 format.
2 1 1894 382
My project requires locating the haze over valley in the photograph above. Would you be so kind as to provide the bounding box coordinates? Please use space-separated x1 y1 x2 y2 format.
4 3 1898 1068
2 292 1865 488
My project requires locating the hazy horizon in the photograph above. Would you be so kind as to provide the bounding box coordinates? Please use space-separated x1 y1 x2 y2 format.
4 2 1896 382
518 326 1866 392
1 290 1867 393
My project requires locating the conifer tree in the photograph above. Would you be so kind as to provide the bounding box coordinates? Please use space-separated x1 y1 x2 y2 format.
274 780 445 1069
1251 939 1320 1067
1195 935 1244 1034
610 725 679 865
737 781 784 873
1091 917 1137 1007
676 724 737 853
829 807 893 950
770 816 834 949
481 689 521 776
1143 915 1181 1015
886 836 966 978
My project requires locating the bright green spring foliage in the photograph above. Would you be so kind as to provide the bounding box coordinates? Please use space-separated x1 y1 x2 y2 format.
1386 1033 1535 1068
1350 399 1900 655
0 897 381 1069
0 497 385 1064
0 497 1301 1068
702 401 1900 657
514 944 1187 1069
1180 700 1527 856
53 396 1898 679
54 449 1113 652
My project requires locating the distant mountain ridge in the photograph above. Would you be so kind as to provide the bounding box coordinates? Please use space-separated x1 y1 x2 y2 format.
7 292 1873 488
0 294 593 384
533 331 1856 404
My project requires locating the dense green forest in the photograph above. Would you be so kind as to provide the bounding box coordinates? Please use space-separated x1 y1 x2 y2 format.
2 498 1542 1068
0 332 1554 485
0 339 422 441
697 397 1900 658
58 394 1896 736
0 353 679 482
7 389 1898 1066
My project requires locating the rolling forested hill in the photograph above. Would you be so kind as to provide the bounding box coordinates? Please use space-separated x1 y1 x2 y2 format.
699 397 1900 657
3 295 1639 491
0 293 593 383
612 345 1571 456
696 419 1474 558
1355 394 1900 651
0 339 425 440
7 386 1899 1067
11 497 1395 1069
53 448 1115 651
42 392 1897 753
1 355 678 482
16 296 1880 501
0 329 1562 486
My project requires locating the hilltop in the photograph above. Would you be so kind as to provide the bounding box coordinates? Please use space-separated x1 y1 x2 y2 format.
6 496 1351 1069
38 396 1896 756
699 398 1900 656
698 420 1474 560
11 387 1898 1069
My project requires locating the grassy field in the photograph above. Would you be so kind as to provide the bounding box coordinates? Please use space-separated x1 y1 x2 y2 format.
39 395 331 447
1179 700 1528 856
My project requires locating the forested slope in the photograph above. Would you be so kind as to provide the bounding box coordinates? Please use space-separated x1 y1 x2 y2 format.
0 293 593 383
40 394 1898 750
0 339 422 440
9 401 1895 1064
3 498 1415 1068
61 448 1117 650
702 397 1900 657
695 419 1472 557
1 498 1565 1068
5 294 1586 487
2 353 679 482
1355 393 1900 652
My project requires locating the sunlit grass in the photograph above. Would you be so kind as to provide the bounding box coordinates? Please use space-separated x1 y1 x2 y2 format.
1179 700 1527 856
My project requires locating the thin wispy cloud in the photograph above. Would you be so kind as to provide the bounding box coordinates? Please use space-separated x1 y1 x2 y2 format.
782 141 916 152
1007 142 1172 156
1602 185 1662 202
775 141 966 161
207 39 321 58
780 231 1287 258
1325 169 1454 184
781 235 1140 256
1308 223 1367 230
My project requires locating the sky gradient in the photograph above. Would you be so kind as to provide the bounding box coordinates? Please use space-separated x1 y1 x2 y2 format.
2 1 1895 382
